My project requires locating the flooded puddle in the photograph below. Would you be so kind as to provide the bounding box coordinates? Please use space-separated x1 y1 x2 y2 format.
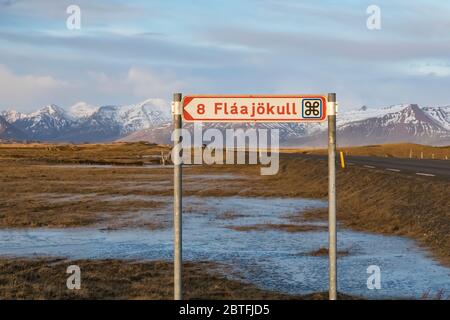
0 196 449 299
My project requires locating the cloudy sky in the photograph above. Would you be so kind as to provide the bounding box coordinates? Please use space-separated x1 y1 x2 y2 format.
1 0 450 112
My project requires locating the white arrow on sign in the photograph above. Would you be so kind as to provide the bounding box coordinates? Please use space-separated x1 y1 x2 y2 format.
182 95 327 122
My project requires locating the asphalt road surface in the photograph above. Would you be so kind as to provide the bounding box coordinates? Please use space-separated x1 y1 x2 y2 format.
282 153 450 180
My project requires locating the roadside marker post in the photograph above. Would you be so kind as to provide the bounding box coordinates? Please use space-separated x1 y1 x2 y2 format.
340 151 345 169
172 93 337 300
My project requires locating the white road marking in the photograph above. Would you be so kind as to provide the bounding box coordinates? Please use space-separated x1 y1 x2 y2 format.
416 173 435 177
386 168 401 172
364 165 375 169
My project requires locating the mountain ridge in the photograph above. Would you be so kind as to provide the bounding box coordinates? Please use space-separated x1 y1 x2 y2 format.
1 100 449 146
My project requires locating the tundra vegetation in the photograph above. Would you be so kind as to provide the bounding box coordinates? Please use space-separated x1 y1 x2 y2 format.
0 142 448 299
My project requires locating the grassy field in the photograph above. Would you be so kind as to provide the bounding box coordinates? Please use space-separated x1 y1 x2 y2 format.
0 142 448 263
1 258 359 300
0 142 170 165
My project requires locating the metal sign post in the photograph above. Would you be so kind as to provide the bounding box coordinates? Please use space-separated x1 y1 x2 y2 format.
328 93 337 300
173 93 337 300
172 93 183 300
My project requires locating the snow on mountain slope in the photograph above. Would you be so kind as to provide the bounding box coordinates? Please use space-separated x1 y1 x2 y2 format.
1 110 26 123
422 105 450 131
343 104 448 138
117 99 171 134
341 104 408 124
69 102 98 119
9 104 76 140
61 105 123 142
289 104 450 147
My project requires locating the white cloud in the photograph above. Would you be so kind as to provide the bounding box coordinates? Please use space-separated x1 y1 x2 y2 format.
126 67 183 97
0 64 71 110
0 64 186 112
89 67 184 98
402 60 450 78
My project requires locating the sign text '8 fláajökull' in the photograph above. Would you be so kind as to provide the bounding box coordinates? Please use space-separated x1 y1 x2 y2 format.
182 95 327 122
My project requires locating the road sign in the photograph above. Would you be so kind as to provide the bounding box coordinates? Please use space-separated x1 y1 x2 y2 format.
183 95 327 122
172 92 337 301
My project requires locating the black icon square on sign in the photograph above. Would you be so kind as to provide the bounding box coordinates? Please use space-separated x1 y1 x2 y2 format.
302 99 322 119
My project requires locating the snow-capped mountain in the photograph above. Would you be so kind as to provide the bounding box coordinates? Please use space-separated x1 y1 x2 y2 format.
283 104 450 146
121 103 450 146
62 99 171 142
1 100 450 146
116 99 171 134
62 105 124 142
1 104 76 140
335 104 450 146
0 99 172 142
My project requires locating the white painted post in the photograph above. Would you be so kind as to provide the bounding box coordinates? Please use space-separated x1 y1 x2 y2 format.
172 93 183 300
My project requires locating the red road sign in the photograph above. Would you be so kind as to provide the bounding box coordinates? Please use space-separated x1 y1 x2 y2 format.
183 95 327 122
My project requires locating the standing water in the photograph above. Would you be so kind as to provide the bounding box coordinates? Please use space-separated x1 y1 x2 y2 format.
0 196 449 299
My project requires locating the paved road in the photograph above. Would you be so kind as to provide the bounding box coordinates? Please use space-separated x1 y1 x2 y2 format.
282 153 450 180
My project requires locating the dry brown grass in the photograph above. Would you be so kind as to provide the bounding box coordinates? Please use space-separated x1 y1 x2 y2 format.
0 144 260 229
0 160 254 228
0 258 358 300
216 210 248 220
0 196 164 228
0 142 170 165
305 247 351 257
